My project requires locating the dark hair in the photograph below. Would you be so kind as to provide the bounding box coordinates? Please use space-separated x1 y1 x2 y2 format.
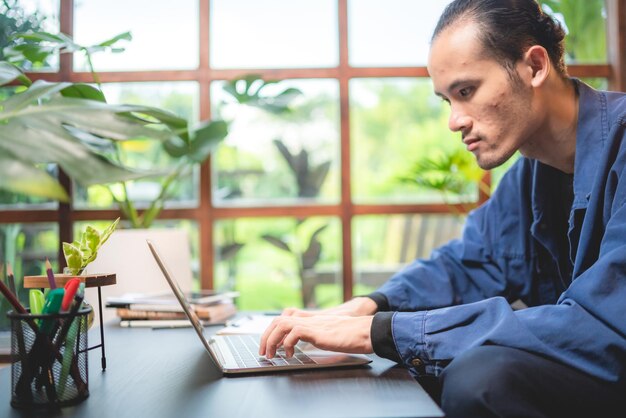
432 0 567 78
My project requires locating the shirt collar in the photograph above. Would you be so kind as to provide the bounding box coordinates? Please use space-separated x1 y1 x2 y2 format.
530 79 605 236
572 79 608 208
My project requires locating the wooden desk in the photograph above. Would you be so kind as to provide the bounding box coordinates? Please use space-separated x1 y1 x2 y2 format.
0 324 443 418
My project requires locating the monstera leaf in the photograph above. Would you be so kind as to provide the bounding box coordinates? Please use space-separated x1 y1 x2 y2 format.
0 62 186 201
222 74 302 114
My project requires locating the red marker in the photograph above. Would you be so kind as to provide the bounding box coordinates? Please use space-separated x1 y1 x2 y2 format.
61 278 81 312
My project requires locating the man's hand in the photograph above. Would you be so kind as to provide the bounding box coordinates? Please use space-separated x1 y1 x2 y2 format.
280 297 378 318
259 315 374 359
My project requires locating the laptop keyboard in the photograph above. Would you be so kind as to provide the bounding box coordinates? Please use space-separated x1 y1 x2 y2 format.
224 335 317 368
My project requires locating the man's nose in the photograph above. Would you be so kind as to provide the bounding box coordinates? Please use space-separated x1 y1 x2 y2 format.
448 106 471 133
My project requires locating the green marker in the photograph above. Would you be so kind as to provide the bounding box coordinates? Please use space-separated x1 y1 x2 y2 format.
40 288 64 335
57 283 85 399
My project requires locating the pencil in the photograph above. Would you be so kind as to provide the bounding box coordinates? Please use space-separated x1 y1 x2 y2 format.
0 276 27 314
7 263 17 295
45 259 57 289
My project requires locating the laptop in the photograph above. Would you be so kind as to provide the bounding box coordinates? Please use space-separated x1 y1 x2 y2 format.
147 240 372 375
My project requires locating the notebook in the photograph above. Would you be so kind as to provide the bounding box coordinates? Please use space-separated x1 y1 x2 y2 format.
147 239 372 374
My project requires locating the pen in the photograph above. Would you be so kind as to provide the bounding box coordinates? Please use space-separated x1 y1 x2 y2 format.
45 258 57 289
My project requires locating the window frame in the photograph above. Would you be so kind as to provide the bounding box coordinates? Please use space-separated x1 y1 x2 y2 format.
2 0 624 301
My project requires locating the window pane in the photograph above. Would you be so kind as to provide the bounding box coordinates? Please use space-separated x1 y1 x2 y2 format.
3 0 60 71
211 79 340 206
349 0 607 67
352 214 464 294
73 82 200 210
348 0 450 67
214 217 342 310
351 78 477 204
210 0 338 69
539 0 607 64
73 0 199 71
0 223 59 330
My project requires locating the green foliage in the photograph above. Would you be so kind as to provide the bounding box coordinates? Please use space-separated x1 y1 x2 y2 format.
5 31 132 80
215 76 305 289
0 0 46 63
540 0 606 63
0 64 185 201
1 30 228 227
272 139 331 198
261 219 329 307
222 74 302 114
399 147 489 205
351 79 459 201
63 218 119 275
219 77 334 307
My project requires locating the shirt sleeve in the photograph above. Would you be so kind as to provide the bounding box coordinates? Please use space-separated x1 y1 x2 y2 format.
389 140 626 383
375 159 535 312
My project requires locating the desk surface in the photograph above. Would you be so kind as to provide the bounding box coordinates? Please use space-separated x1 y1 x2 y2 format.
1 323 443 418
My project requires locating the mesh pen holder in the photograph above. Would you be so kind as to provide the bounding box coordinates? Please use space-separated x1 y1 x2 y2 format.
8 307 91 409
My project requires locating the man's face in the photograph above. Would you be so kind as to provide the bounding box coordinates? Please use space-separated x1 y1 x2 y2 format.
427 21 540 170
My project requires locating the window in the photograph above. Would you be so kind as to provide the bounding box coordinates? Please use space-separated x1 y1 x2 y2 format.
1 0 619 316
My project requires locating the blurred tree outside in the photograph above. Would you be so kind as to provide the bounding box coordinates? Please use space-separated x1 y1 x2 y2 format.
540 0 607 89
214 217 342 311
540 0 606 63
351 79 459 202
74 83 200 209
212 79 339 203
0 0 46 63
213 77 342 309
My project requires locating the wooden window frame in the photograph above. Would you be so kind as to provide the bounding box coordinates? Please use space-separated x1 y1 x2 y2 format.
1 0 624 301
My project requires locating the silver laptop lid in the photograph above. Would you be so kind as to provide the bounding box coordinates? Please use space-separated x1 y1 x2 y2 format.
147 240 215 355
148 239 372 375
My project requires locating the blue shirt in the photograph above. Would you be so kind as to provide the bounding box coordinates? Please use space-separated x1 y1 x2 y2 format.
370 80 626 385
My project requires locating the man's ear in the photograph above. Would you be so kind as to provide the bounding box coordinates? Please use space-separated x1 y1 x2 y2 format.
524 45 551 87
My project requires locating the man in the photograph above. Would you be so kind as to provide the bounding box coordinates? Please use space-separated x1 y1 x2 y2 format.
260 1 626 416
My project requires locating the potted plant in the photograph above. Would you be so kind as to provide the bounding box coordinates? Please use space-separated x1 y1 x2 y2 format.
63 217 120 276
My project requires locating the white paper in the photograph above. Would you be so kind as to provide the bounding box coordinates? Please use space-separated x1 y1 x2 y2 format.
216 314 276 335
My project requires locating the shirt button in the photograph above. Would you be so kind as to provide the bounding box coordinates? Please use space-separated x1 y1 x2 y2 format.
411 358 423 368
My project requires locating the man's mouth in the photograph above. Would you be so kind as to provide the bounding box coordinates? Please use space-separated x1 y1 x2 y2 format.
463 137 480 152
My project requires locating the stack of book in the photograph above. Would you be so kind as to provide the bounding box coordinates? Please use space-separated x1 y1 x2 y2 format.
106 290 239 328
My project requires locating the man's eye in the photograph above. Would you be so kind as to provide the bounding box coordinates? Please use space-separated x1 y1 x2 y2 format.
459 87 473 98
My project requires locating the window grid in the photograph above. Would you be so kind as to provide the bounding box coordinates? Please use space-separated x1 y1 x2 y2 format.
2 0 623 301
